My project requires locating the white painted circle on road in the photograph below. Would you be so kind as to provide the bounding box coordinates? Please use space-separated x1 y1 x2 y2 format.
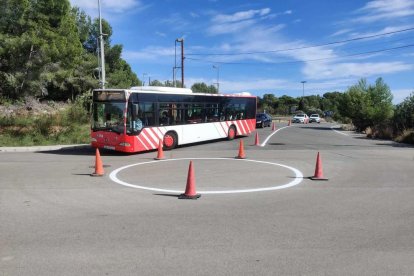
109 158 304 194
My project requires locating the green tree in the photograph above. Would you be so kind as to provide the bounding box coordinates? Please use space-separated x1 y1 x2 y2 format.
259 93 277 113
191 82 217 93
339 78 393 131
277 95 298 115
71 7 139 90
394 92 414 132
105 44 139 88
150 80 163 86
71 7 92 49
321 92 342 113
367 77 394 126
0 0 83 99
0 1 140 101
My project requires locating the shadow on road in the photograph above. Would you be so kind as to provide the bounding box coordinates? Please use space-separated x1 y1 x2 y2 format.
153 193 180 198
37 146 127 156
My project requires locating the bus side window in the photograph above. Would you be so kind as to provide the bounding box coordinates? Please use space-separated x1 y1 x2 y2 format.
160 111 170 125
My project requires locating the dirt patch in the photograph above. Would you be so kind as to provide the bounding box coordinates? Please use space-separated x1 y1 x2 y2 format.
0 97 69 118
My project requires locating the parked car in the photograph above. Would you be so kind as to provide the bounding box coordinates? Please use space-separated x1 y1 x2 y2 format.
292 113 309 124
256 113 272 128
309 114 321 123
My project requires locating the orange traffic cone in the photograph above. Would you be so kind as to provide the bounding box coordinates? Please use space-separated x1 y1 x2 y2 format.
179 161 201 199
310 152 328 181
235 139 246 159
91 148 104 176
254 132 260 146
272 122 276 131
154 139 165 160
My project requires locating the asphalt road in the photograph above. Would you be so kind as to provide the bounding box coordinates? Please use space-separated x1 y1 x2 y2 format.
1 122 414 275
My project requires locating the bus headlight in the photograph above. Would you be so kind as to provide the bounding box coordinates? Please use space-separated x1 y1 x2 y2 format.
119 142 131 147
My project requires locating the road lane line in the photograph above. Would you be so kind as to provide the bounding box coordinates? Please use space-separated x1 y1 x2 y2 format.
331 125 349 136
260 126 290 147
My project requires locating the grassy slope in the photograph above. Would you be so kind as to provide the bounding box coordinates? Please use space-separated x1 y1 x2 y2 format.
0 102 90 147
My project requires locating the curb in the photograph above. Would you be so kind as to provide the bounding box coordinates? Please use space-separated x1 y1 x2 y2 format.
0 144 90 153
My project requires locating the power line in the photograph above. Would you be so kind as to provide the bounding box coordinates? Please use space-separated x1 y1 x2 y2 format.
186 27 414 56
186 43 414 65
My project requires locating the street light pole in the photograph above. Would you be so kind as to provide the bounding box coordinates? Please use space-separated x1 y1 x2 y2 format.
213 65 220 93
142 73 147 87
98 0 105 88
301 81 306 98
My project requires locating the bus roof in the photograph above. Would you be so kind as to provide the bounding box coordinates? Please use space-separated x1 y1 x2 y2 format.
130 86 193 94
94 86 255 98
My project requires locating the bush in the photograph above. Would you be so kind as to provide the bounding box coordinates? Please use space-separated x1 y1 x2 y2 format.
366 124 394 139
0 101 90 146
394 129 414 144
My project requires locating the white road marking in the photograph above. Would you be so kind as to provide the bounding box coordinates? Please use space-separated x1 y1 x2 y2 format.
331 125 349 136
109 158 304 194
260 126 290 147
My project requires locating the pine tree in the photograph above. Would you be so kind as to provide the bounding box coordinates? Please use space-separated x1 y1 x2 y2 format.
0 0 83 99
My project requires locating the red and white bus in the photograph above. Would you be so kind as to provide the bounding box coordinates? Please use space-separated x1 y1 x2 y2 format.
91 86 257 153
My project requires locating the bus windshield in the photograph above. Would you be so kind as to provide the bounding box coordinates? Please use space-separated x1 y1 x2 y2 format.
92 102 125 134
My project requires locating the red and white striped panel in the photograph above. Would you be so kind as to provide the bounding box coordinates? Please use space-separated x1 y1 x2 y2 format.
135 127 167 151
134 119 255 151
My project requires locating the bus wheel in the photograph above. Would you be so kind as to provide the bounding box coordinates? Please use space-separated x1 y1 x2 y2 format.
163 131 177 150
228 126 236 140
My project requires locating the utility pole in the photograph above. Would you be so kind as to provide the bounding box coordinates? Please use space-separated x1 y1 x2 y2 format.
175 38 184 88
213 65 220 93
98 0 105 89
180 39 184 87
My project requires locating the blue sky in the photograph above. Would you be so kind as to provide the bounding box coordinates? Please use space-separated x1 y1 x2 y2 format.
70 0 414 103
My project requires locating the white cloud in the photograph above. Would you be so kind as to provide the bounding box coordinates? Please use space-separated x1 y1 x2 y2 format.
303 61 413 80
155 31 166 37
354 0 414 23
193 75 413 102
213 8 271 24
185 77 290 93
69 0 143 16
185 76 358 97
208 19 258 35
123 47 174 61
345 25 414 40
331 28 352 37
190 12 200 18
158 13 191 31
208 8 272 35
